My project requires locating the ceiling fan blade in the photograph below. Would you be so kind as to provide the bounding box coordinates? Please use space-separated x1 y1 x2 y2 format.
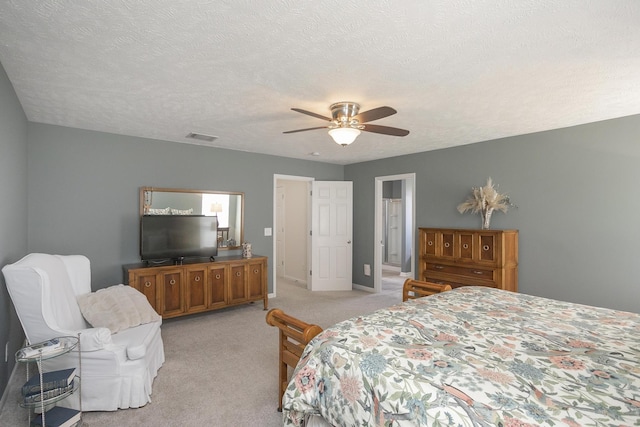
353 106 397 123
291 108 331 121
283 126 328 134
361 124 410 137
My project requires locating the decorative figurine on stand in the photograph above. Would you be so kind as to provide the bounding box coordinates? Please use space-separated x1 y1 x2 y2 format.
242 242 252 258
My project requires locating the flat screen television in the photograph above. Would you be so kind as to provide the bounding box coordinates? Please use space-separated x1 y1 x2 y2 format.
140 215 218 262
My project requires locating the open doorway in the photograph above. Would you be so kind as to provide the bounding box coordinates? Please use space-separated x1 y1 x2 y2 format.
272 175 313 297
374 173 416 293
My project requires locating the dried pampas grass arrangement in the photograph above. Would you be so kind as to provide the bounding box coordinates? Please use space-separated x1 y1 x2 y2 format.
457 178 511 229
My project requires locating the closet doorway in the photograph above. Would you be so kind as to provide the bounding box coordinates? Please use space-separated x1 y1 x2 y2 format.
374 173 415 293
273 175 313 297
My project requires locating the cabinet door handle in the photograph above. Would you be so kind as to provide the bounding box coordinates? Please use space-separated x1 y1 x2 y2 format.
170 279 176 285
144 281 152 288
194 276 201 282
215 274 221 280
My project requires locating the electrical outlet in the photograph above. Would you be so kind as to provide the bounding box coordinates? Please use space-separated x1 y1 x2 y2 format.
364 264 371 276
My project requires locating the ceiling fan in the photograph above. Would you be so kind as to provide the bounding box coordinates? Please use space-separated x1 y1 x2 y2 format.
284 102 410 146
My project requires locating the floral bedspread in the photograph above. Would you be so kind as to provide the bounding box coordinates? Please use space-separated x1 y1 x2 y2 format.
282 287 640 427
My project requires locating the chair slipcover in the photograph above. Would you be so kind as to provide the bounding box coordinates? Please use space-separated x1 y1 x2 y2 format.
2 253 165 411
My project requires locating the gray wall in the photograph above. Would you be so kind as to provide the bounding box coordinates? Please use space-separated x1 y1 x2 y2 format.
0 63 28 400
27 123 344 289
346 115 640 313
3 59 640 400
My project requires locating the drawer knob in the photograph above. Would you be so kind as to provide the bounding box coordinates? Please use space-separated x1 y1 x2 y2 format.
236 271 241 277
170 279 176 285
215 274 221 280
434 265 444 270
253 269 259 274
428 241 433 246
463 244 469 249
444 242 450 248
483 245 490 251
195 276 201 282
144 281 151 288
473 270 484 275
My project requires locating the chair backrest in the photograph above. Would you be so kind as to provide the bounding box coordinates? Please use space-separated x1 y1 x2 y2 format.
2 253 89 344
402 279 452 301
266 308 322 412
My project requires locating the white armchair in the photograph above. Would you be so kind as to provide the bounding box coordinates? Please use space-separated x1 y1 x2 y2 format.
2 253 165 411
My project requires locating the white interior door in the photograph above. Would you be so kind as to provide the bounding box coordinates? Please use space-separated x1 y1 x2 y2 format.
311 181 353 291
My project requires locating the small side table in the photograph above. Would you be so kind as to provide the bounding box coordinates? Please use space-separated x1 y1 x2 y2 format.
15 335 82 426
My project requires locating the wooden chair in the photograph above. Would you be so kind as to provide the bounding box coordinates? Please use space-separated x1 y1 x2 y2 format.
402 278 452 301
266 308 323 411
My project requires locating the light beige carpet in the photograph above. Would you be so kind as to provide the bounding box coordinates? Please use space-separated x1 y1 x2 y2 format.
0 278 401 427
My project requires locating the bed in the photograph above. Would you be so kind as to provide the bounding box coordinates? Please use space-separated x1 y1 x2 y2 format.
282 286 640 426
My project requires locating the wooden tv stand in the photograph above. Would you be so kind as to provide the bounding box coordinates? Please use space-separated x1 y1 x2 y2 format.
123 255 268 319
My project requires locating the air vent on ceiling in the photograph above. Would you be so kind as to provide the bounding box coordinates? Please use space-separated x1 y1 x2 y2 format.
186 132 218 142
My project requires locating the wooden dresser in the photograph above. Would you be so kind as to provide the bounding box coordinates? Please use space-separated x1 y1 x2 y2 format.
418 228 518 292
124 255 268 319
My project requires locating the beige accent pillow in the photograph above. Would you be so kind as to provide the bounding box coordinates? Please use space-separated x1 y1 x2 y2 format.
77 285 160 333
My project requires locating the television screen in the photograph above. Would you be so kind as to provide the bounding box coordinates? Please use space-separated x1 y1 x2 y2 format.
140 215 218 261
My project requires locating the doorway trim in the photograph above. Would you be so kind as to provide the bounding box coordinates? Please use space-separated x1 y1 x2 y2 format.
272 174 314 298
374 173 416 293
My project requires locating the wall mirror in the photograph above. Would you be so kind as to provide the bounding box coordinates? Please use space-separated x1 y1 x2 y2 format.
140 187 244 250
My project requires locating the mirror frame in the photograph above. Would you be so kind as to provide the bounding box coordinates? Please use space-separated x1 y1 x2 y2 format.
140 186 244 250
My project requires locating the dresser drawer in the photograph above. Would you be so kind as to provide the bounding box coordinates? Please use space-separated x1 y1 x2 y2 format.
421 275 493 289
424 271 498 288
423 264 499 288
425 263 495 281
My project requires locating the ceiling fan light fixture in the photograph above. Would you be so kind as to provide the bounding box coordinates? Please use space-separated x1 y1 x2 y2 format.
328 127 361 147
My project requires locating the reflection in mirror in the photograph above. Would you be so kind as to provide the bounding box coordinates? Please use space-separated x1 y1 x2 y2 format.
140 187 244 250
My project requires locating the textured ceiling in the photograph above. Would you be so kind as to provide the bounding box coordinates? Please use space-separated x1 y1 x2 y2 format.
1 1 639 165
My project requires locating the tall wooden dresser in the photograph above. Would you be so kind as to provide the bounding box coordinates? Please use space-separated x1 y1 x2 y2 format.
418 228 518 292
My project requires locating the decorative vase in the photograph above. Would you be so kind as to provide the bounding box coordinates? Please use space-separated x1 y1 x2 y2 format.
242 242 252 258
481 208 493 229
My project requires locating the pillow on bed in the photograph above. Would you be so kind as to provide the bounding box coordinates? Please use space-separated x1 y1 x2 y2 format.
77 285 160 333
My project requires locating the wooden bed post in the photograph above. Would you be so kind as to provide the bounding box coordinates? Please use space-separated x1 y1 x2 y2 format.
266 308 323 412
402 278 452 301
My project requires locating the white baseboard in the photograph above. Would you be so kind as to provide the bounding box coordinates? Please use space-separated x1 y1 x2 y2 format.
284 274 307 285
353 283 375 293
